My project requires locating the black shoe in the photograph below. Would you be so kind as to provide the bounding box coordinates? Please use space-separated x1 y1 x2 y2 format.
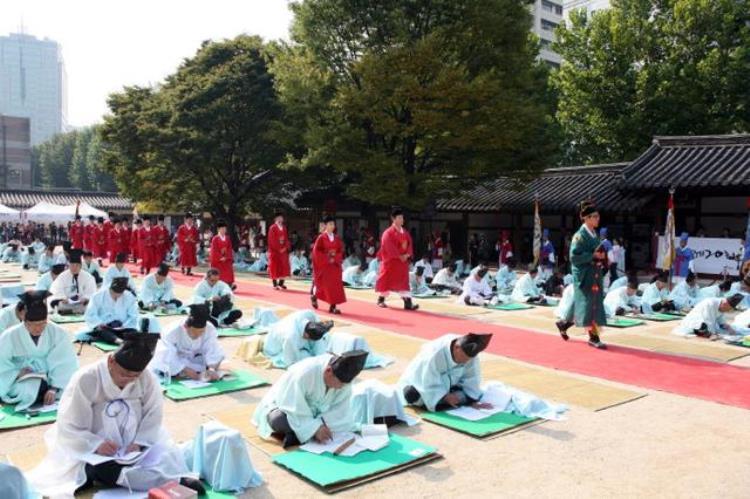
311 295 318 309
279 280 287 290
281 432 301 449
180 477 206 496
555 320 570 341
377 296 387 308
588 335 607 349
329 305 341 315
403 297 419 311
230 283 237 291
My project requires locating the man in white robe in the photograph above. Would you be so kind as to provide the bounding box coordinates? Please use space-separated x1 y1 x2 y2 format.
362 258 379 287
149 304 225 379
495 257 517 295
290 249 310 277
0 291 78 412
673 294 742 337
139 263 182 310
413 254 434 281
35 263 65 293
459 266 493 306
697 279 732 302
430 262 461 294
252 350 368 448
103 252 137 291
48 250 97 315
20 245 40 270
641 272 675 314
511 266 545 303
398 333 493 412
261 310 335 368
668 271 700 310
80 277 139 345
192 268 243 327
554 275 575 323
604 278 640 318
28 332 203 496
732 306 750 335
1 242 20 262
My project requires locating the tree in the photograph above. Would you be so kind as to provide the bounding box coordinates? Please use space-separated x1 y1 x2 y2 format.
39 132 76 188
100 35 289 246
553 0 750 165
272 0 557 211
70 128 94 190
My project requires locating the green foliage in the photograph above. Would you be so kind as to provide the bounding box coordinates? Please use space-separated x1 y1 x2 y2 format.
553 0 750 165
100 35 289 243
272 0 557 211
31 126 116 190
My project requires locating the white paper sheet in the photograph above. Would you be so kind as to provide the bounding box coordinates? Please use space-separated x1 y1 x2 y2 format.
299 432 357 455
180 379 212 389
358 424 389 451
82 449 145 466
93 489 148 499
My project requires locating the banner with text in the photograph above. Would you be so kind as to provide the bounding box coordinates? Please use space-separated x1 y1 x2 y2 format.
656 237 744 276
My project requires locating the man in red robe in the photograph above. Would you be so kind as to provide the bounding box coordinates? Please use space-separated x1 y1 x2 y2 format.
177 213 199 275
121 218 132 258
108 218 126 262
93 217 108 265
83 215 96 252
497 230 514 265
70 216 84 250
138 216 157 275
210 220 235 288
267 212 291 290
102 214 114 249
130 219 141 264
311 215 346 314
155 215 170 264
375 207 419 310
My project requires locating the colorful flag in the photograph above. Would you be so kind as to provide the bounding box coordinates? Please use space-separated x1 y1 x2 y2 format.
74 199 80 218
533 199 542 265
661 190 676 272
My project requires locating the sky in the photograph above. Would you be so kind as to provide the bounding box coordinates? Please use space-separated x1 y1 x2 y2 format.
2 0 294 127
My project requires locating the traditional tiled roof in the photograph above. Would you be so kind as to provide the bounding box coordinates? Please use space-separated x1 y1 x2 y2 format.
622 135 750 190
0 189 132 210
436 163 650 213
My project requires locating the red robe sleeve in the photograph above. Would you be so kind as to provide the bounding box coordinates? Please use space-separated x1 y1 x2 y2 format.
379 228 401 262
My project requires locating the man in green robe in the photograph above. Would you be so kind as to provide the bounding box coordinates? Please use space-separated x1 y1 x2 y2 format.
557 200 607 349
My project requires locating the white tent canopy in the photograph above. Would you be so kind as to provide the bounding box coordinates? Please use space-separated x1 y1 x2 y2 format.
0 203 20 222
62 202 107 219
23 202 72 224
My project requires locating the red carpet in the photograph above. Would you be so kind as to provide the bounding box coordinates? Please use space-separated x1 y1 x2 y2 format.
168 270 750 410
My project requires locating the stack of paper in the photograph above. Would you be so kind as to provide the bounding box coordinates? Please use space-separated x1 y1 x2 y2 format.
179 379 212 389
83 448 147 466
444 386 512 421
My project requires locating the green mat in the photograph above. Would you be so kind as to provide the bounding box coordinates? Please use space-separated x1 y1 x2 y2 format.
421 410 537 438
637 313 682 322
413 293 447 299
217 326 267 337
344 284 371 289
51 314 86 324
485 303 534 311
204 485 235 499
606 317 646 328
164 369 268 401
93 341 119 352
273 434 439 492
0 405 57 430
153 310 187 317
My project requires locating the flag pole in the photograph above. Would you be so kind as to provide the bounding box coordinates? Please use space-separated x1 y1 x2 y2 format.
667 187 675 292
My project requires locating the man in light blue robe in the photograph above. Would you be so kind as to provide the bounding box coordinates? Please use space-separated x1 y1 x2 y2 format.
139 263 182 310
511 266 545 303
342 262 367 287
608 273 629 292
79 277 139 345
252 351 367 448
398 333 492 412
103 252 137 291
641 272 674 314
37 245 56 274
0 463 36 499
247 252 268 272
697 279 732 302
604 278 640 318
192 268 242 327
341 253 360 271
290 249 310 277
0 299 25 331
668 271 700 310
409 266 433 296
261 310 335 368
2 242 20 262
731 307 750 336
35 264 65 293
20 245 40 270
362 258 379 287
0 291 78 411
495 257 517 295
82 250 103 285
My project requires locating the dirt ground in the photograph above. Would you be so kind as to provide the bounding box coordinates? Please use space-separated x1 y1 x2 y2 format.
2 263 749 498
